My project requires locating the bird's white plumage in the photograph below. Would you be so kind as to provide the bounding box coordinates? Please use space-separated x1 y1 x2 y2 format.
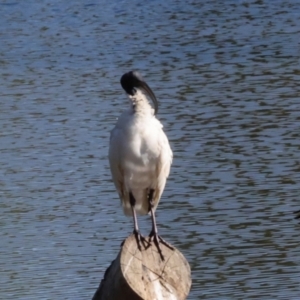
109 90 172 216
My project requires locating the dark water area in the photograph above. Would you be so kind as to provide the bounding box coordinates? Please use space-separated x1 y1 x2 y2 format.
1 0 299 299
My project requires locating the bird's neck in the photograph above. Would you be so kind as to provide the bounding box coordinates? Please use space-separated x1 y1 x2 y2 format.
129 90 154 116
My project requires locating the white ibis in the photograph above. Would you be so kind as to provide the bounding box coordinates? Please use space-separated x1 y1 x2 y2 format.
108 71 173 259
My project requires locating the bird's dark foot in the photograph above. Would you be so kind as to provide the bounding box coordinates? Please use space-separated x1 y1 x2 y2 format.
294 210 300 220
133 229 150 251
148 231 174 261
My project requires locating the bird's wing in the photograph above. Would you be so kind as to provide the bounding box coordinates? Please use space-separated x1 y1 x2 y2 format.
147 133 172 210
108 127 125 200
155 132 173 192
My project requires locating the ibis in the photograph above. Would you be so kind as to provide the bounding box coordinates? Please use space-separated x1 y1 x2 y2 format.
108 71 173 259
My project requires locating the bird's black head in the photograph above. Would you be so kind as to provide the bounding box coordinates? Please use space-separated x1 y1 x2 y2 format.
120 71 158 114
120 71 144 96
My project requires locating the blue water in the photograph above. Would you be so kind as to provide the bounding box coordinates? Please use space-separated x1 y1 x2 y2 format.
1 0 300 299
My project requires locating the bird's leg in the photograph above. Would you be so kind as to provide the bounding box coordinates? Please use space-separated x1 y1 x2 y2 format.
148 189 174 261
129 192 149 250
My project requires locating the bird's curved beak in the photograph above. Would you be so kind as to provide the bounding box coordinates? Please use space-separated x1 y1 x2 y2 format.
138 82 158 115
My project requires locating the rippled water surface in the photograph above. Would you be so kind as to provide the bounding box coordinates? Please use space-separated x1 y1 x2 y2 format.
1 1 300 299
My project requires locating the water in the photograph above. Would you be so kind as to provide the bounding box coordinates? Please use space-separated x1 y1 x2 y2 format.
1 0 300 299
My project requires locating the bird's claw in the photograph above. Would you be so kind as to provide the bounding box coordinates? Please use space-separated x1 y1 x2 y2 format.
133 229 150 250
148 231 174 261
